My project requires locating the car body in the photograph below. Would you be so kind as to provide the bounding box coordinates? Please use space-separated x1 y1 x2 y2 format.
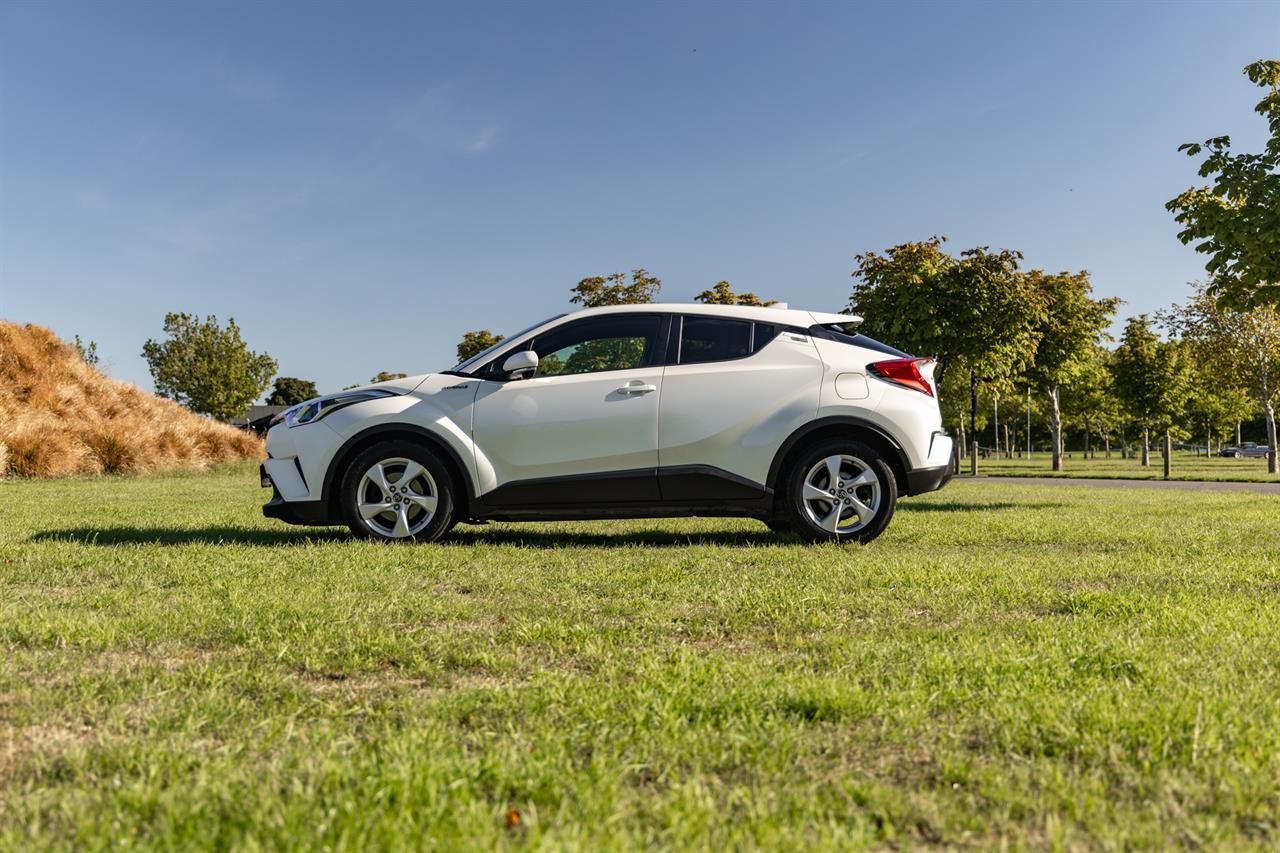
260 303 953 543
1220 442 1270 459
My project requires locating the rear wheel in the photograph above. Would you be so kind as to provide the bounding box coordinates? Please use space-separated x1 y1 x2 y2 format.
782 439 897 544
340 441 455 542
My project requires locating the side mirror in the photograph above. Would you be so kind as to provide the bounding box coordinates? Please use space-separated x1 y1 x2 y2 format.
501 350 539 380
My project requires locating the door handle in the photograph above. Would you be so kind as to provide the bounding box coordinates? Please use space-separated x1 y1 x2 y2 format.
617 382 657 395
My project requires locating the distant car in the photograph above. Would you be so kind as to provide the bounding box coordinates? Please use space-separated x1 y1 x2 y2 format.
258 303 954 544
1220 442 1270 459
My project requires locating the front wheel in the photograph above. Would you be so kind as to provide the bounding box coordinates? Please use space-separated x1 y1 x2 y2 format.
340 441 455 542
781 439 897 544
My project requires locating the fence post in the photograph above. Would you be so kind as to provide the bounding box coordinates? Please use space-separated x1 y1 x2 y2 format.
1163 430 1172 480
970 441 978 476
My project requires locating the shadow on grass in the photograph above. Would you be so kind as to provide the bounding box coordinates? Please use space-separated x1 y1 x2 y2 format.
27 501 1046 549
30 526 351 547
898 501 1066 513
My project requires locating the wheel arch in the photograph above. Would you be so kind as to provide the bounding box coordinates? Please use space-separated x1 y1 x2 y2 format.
321 423 474 519
767 416 910 497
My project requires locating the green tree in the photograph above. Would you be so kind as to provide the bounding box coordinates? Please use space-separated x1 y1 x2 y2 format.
73 335 99 367
141 313 276 421
1024 270 1121 471
695 281 777 306
1167 60 1280 308
456 330 505 362
265 377 318 406
1110 315 1190 466
1061 345 1123 458
1159 282 1280 472
370 371 408 384
849 237 1042 440
570 269 661 307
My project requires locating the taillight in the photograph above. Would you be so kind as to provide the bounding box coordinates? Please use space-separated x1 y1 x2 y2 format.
868 357 935 397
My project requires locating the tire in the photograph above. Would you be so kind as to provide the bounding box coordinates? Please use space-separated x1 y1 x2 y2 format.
339 441 455 543
781 439 898 544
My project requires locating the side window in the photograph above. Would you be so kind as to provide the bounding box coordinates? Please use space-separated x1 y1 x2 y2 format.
528 315 661 378
679 317 752 365
752 323 780 353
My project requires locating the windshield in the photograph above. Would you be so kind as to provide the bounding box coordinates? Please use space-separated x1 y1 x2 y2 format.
449 313 568 374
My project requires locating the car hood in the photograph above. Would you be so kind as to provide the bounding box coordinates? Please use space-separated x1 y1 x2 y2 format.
345 373 434 395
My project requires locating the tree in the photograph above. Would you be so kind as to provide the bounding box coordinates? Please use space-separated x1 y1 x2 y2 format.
570 269 661 307
73 335 99 367
265 377 318 406
1159 282 1280 472
141 313 276 421
456 330 505 362
849 237 1043 440
370 371 408 384
1168 60 1280 308
1061 345 1123 458
1024 270 1121 470
1110 315 1190 466
695 281 777 306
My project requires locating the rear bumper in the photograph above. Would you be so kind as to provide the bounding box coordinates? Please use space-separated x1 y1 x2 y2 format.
904 464 952 496
261 464 334 526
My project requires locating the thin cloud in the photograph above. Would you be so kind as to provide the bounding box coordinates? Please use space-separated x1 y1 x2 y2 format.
215 61 280 106
385 87 502 154
468 123 502 153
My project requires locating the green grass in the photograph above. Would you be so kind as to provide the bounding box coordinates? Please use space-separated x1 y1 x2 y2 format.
970 449 1279 482
2 463 1279 849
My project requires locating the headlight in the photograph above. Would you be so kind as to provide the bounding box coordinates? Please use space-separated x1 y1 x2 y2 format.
271 389 397 429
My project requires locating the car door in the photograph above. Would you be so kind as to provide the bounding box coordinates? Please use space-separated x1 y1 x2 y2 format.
657 315 823 498
471 313 669 505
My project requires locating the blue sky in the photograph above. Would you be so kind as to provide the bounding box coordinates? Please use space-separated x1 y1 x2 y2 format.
2 0 1278 396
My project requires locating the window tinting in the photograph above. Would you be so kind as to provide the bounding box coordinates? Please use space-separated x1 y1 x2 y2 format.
528 315 661 377
679 317 752 364
752 323 780 353
814 324 912 358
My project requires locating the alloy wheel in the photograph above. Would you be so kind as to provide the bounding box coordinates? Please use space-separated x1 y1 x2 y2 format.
800 454 881 534
357 457 439 538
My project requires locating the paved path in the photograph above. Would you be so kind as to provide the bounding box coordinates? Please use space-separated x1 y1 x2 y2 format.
965 476 1280 495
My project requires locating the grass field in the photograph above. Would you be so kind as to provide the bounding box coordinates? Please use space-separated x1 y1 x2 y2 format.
969 449 1278 483
3 463 1279 849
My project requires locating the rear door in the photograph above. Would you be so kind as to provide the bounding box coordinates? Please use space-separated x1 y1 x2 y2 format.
657 316 823 498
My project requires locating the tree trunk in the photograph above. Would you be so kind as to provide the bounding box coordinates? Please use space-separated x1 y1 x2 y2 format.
1104 433 1111 459
1164 430 1172 480
1237 420 1243 448
1004 423 1011 459
1049 386 1063 472
1267 400 1278 475
970 440 978 477
957 419 967 459
1083 413 1092 459
1141 428 1150 467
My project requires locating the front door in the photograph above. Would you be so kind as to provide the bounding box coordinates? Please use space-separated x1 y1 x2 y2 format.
472 313 667 504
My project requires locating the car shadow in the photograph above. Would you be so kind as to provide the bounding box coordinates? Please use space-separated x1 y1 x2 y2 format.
29 526 352 547
897 501 1065 512
26 501 1051 549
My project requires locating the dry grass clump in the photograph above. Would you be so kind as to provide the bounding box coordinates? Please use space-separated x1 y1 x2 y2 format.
0 321 263 478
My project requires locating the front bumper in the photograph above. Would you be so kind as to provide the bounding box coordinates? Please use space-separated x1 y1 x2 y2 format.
261 464 334 526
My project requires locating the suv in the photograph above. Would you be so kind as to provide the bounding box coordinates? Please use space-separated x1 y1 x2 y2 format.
261 304 953 543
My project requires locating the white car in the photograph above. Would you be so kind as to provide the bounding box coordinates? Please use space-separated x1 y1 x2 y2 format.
261 303 953 543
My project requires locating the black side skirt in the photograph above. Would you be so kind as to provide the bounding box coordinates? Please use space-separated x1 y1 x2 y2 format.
468 465 773 521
